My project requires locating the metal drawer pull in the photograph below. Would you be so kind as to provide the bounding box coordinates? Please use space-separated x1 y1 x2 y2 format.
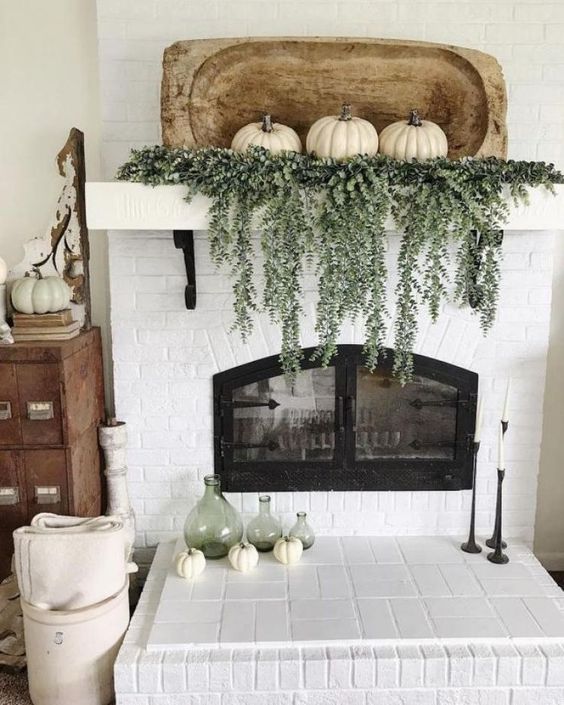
35 486 61 504
0 487 19 505
27 401 54 421
0 402 11 420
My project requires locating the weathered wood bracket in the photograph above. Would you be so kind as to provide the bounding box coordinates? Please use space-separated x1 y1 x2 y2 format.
9 127 92 328
173 230 196 309
468 229 504 310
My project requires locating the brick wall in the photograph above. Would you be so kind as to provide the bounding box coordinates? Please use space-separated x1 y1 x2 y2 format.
108 227 553 561
96 0 562 562
97 0 564 178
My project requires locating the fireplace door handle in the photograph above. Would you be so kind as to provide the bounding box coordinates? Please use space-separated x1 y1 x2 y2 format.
336 397 345 434
347 396 357 433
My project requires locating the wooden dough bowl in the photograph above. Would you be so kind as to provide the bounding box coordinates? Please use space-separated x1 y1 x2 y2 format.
161 37 507 159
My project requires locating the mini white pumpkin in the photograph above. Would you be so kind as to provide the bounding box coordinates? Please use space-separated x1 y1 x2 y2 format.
0 257 7 285
306 104 379 161
175 547 206 580
273 536 303 565
11 271 71 315
228 542 259 573
231 114 302 155
378 109 448 161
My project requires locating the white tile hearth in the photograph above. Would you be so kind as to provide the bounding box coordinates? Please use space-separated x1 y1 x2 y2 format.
146 536 564 650
116 537 564 705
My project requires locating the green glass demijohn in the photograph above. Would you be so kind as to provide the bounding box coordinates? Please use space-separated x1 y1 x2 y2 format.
183 474 243 559
246 495 282 552
289 511 315 549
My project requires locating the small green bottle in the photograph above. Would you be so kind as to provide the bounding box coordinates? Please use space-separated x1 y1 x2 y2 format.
289 511 315 549
183 474 243 558
246 495 282 552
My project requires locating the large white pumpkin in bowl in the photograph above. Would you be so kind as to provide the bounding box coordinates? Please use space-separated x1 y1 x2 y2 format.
11 273 71 314
379 110 448 161
306 104 379 160
231 114 302 155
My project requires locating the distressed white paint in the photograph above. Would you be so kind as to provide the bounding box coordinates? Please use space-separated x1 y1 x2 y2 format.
87 182 564 232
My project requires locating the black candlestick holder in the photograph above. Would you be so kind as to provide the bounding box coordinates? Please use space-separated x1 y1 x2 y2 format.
486 420 508 550
487 467 509 564
461 440 482 554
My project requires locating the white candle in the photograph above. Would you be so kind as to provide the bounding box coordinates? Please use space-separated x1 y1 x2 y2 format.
501 379 511 423
498 422 505 470
474 396 484 444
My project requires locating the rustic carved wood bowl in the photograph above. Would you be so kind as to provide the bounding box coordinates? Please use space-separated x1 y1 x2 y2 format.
161 37 507 159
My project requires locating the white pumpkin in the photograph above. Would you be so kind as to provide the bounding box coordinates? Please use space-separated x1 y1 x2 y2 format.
175 548 206 580
231 114 302 155
11 273 71 315
273 536 303 565
379 110 448 161
306 104 379 160
0 257 7 285
228 542 259 573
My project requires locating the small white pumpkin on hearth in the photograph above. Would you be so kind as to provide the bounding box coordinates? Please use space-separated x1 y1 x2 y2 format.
378 109 448 161
273 535 303 565
175 547 206 580
11 270 71 315
306 104 379 160
228 542 259 572
231 114 302 155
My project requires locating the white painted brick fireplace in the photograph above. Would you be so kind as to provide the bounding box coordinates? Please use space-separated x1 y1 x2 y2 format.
108 228 554 561
95 2 564 703
97 0 564 565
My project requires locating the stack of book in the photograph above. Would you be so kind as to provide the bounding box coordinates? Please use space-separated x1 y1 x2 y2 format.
11 310 79 342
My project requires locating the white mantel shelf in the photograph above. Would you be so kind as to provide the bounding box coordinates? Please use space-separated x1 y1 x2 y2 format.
86 182 564 231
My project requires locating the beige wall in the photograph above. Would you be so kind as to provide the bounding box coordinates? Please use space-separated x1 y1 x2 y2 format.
0 0 112 410
535 242 564 568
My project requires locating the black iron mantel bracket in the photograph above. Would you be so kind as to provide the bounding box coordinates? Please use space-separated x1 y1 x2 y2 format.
173 230 196 309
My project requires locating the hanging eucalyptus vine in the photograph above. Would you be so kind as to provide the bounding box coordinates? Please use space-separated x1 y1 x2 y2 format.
117 146 562 384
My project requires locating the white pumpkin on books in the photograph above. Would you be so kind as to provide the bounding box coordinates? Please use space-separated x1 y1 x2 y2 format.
11 271 71 315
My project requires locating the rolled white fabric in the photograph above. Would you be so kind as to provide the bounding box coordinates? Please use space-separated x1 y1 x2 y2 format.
13 514 132 610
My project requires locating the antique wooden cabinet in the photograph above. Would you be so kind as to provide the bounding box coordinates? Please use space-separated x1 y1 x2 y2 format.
0 328 105 578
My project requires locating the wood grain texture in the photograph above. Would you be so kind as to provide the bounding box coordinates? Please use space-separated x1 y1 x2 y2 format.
161 37 507 159
0 329 105 579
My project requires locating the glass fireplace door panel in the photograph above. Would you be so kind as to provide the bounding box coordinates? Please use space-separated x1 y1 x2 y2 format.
232 367 336 463
355 367 458 460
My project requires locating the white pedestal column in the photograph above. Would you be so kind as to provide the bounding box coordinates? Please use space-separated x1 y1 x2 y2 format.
98 420 135 561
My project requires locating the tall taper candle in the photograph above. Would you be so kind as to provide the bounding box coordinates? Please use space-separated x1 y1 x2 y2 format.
474 396 484 444
501 379 511 423
498 423 505 470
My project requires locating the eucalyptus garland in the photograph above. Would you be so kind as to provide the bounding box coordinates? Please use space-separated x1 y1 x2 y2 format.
117 146 563 384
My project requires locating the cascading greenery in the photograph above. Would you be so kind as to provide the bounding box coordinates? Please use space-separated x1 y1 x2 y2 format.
117 146 563 384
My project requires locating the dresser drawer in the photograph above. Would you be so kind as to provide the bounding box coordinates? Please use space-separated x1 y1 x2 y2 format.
17 364 64 446
0 450 27 530
0 364 22 446
23 449 68 520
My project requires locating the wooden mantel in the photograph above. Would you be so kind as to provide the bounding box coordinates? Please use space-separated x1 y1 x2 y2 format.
86 182 564 232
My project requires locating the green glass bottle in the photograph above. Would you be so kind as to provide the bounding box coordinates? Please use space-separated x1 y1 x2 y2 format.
289 511 315 549
246 495 282 552
183 474 243 558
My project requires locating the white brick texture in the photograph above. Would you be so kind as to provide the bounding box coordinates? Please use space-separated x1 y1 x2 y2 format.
115 542 564 705
97 1 561 560
96 1 564 177
108 228 555 556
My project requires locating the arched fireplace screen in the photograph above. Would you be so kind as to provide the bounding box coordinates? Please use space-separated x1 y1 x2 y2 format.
213 346 478 492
